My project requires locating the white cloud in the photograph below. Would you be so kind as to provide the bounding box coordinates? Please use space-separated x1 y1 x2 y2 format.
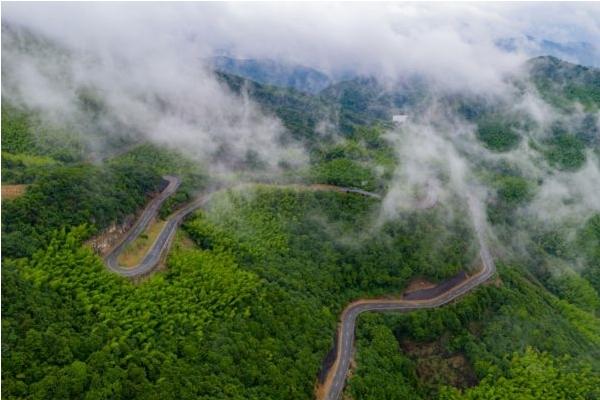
2 2 309 171
3 2 599 192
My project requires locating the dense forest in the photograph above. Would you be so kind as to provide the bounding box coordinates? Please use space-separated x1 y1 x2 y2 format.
2 21 600 400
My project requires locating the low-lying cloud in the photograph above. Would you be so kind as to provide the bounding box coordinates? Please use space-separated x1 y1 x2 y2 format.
5 3 600 98
2 3 308 172
3 2 599 233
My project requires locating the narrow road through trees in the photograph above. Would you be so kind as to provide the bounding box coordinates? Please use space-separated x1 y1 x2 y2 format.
104 176 182 276
320 194 494 400
103 179 382 277
102 176 494 400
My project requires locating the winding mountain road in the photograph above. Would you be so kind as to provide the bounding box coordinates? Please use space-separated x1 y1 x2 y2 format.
103 179 381 277
105 175 188 276
102 176 494 400
320 194 494 400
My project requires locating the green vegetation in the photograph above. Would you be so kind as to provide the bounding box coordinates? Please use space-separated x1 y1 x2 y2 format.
2 186 474 399
578 214 600 295
322 77 389 134
319 77 425 135
218 71 333 143
486 173 534 226
476 118 521 152
309 126 396 191
2 227 260 399
311 158 378 190
1 103 86 163
1 103 38 154
2 163 162 258
346 266 600 399
575 113 600 148
494 176 532 205
347 316 420 400
1 105 205 260
0 100 207 261
1 152 60 183
544 133 586 171
547 272 600 313
3 41 600 400
110 144 207 218
440 347 600 400
529 56 600 111
0 103 164 239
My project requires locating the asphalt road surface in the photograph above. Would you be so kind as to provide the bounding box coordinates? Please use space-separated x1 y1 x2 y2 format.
104 175 182 276
103 179 382 277
321 194 495 400
102 177 493 400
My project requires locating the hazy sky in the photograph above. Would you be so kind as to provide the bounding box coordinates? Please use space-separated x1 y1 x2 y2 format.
3 3 600 79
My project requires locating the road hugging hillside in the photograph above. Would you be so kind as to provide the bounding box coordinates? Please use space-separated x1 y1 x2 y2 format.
103 176 496 400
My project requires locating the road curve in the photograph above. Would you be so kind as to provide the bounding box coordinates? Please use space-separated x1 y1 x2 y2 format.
102 176 493 400
103 179 382 277
104 175 184 276
320 194 494 400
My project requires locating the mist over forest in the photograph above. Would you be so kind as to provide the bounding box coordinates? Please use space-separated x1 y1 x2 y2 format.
2 3 599 400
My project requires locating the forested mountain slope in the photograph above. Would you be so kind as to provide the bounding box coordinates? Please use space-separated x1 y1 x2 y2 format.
2 22 600 400
211 56 332 94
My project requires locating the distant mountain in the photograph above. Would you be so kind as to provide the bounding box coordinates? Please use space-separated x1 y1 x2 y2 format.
527 56 598 82
210 56 332 94
497 35 600 68
527 55 600 109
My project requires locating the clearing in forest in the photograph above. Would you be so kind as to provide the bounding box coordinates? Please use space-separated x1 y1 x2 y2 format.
2 184 28 200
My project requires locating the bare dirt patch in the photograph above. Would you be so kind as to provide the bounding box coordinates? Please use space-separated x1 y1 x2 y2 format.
403 271 468 300
401 337 478 391
404 277 437 293
86 215 136 256
2 184 28 200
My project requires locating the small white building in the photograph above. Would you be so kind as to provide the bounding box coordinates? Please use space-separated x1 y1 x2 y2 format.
392 114 408 124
